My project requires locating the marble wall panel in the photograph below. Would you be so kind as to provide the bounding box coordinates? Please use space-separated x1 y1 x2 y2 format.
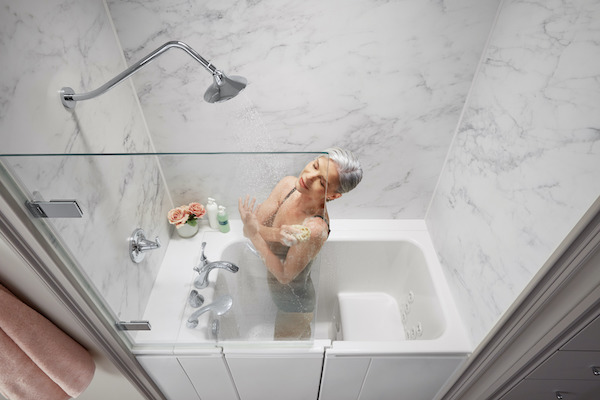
2 154 170 320
0 0 172 321
106 0 501 219
427 0 600 345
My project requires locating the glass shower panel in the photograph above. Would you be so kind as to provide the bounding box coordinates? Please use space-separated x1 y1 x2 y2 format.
0 153 171 346
144 152 327 345
0 151 328 347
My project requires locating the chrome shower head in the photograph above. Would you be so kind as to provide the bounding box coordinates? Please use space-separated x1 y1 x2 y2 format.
204 71 247 103
59 41 247 108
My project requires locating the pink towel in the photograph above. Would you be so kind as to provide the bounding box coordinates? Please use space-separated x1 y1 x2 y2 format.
0 328 69 400
0 284 95 399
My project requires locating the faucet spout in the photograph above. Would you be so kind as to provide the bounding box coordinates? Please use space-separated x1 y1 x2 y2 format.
186 295 233 329
193 242 239 289
194 261 239 289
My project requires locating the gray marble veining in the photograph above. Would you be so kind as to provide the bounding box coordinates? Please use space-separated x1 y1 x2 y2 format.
427 0 600 345
0 0 172 321
106 0 500 218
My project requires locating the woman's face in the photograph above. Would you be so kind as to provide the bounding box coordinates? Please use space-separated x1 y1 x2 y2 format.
296 156 341 201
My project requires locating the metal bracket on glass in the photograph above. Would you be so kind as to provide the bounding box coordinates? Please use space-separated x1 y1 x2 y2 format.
26 199 83 218
116 320 152 331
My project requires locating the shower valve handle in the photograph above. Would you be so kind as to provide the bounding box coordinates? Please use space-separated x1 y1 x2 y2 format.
129 228 161 263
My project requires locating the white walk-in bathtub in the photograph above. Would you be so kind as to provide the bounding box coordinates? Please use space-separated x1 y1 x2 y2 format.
135 220 471 400
136 219 471 351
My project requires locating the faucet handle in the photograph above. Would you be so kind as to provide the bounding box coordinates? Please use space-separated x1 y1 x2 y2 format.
200 242 208 263
194 242 208 273
129 228 160 263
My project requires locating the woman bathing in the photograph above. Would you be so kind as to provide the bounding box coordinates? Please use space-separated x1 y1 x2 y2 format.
238 147 362 339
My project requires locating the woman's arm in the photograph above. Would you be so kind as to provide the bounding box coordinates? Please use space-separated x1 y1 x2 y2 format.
238 197 328 284
252 176 298 244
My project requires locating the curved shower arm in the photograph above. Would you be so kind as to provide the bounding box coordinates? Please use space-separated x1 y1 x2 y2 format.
60 41 222 109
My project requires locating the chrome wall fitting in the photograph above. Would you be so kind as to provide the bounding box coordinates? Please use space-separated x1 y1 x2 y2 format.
129 228 161 263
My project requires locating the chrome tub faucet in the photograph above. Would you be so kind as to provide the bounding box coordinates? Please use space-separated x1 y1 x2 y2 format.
193 242 239 289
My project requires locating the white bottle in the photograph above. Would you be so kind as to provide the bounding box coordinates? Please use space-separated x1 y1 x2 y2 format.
206 197 219 229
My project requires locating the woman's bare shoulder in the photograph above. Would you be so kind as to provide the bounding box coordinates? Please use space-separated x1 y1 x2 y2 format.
280 176 297 186
272 176 297 196
303 216 329 242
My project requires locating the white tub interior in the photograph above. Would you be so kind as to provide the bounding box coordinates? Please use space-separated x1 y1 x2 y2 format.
316 239 446 343
337 292 408 341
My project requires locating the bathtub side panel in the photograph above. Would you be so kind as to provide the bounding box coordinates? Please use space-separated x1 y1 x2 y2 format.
359 355 467 400
319 356 371 400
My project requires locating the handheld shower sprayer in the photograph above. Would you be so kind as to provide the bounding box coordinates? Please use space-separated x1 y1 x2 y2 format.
59 41 247 109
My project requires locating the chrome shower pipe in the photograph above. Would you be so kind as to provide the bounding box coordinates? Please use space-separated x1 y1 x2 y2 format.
60 41 221 109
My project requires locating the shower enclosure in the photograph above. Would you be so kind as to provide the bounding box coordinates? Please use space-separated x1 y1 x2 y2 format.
0 149 474 400
0 151 328 348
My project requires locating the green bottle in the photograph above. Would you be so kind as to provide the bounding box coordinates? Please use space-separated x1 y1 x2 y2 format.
217 205 230 233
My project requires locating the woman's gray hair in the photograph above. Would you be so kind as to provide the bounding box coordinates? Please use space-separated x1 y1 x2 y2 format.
324 147 363 194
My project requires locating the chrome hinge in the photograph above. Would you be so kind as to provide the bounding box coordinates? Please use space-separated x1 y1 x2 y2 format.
26 199 83 218
116 321 152 331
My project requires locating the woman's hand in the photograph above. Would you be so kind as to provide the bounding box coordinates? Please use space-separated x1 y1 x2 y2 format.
238 196 260 239
238 195 309 247
278 225 310 247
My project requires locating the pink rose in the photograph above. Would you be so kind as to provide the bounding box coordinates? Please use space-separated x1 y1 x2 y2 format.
168 206 189 227
188 202 206 218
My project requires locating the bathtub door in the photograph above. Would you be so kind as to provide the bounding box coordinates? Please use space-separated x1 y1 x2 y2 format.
225 352 324 400
359 356 466 400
